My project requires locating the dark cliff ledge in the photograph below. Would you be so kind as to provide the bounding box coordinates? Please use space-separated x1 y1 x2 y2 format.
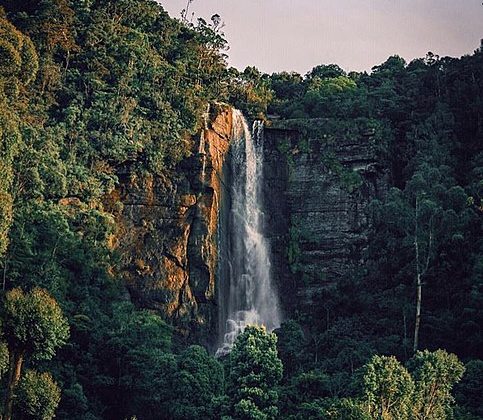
106 104 233 336
262 118 388 313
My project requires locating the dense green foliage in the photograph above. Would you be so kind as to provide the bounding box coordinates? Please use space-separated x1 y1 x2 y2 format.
0 1 231 418
0 11 38 256
360 355 414 419
267 51 482 418
225 326 283 419
0 288 67 419
409 350 466 419
0 1 266 418
268 348 464 420
356 350 465 420
3 287 69 360
16 370 61 420
0 0 480 418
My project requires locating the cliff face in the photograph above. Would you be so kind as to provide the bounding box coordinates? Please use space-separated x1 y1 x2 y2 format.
108 105 232 333
108 111 386 336
262 120 387 313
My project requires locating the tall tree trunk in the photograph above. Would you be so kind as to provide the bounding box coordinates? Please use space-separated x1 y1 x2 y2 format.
413 196 421 353
4 349 25 420
413 196 433 353
414 273 422 353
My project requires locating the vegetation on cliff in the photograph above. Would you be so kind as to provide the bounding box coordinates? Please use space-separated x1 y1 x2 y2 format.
267 51 482 419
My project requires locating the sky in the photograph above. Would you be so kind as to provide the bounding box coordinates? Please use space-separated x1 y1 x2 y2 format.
158 0 483 75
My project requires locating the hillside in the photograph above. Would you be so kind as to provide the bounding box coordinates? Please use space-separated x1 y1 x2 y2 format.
0 1 481 419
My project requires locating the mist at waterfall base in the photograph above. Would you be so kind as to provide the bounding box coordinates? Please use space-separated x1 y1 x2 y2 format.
216 110 281 356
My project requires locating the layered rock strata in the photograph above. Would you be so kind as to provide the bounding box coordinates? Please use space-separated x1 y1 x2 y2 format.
262 119 387 311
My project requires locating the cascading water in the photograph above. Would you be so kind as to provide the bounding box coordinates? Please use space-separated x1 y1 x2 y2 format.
216 109 281 356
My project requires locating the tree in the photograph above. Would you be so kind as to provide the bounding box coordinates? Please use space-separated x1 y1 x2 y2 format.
98 302 174 419
15 369 61 420
306 64 345 80
372 159 472 353
454 360 483 418
296 398 369 420
353 350 465 419
226 326 283 420
408 349 465 419
275 320 307 376
371 56 406 78
170 345 225 419
360 355 414 419
2 287 69 420
228 66 274 118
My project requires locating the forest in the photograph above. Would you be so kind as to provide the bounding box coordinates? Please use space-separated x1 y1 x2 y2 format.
0 0 481 419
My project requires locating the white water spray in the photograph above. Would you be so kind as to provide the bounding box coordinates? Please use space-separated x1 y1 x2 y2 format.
216 110 281 356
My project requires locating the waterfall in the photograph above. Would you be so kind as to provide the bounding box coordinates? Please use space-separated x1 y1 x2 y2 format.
216 109 281 356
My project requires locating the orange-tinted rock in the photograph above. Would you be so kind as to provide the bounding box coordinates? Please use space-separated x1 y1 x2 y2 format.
109 104 233 335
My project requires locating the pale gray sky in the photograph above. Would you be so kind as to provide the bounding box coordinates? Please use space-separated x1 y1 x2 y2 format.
159 0 483 74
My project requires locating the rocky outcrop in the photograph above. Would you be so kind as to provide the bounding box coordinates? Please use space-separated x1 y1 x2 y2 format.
262 119 387 312
106 110 386 337
106 104 233 334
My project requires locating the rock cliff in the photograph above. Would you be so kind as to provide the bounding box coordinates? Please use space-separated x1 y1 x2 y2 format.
107 104 233 335
262 119 387 314
107 111 387 338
